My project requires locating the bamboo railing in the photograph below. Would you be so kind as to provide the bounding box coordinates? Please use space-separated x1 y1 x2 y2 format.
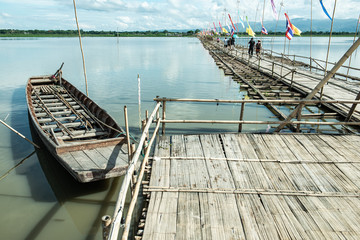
153 98 360 134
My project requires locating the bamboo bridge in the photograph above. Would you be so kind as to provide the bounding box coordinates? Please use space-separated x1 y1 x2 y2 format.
103 37 360 240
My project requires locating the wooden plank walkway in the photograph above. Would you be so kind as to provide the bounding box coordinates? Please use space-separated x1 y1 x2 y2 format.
206 41 360 121
141 133 360 239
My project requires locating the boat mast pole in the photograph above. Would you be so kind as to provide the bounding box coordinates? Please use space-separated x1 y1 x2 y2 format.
320 0 337 99
346 14 360 81
73 0 89 96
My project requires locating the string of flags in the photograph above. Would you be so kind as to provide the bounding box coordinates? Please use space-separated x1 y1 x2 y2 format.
201 0 341 40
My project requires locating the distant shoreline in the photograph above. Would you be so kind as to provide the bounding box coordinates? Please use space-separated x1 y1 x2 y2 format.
0 29 357 38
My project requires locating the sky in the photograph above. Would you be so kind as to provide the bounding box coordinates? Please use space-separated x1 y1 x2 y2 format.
0 0 359 31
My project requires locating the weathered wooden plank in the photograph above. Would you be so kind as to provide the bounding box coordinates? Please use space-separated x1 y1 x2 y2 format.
184 135 211 188
70 150 100 170
170 135 188 188
150 136 171 188
176 193 201 240
199 134 235 189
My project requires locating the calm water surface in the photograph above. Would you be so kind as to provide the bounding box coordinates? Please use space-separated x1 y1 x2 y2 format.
0 37 358 239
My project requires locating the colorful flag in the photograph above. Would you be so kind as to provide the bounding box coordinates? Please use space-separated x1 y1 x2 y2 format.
222 28 229 34
246 16 255 37
261 17 268 35
271 0 278 20
231 28 234 36
228 14 237 34
285 13 294 40
219 21 223 32
292 24 302 36
245 16 256 37
319 0 332 21
261 26 268 35
213 22 217 33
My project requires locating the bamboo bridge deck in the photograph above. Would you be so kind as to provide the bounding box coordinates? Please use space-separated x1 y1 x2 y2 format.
140 133 360 239
203 40 360 123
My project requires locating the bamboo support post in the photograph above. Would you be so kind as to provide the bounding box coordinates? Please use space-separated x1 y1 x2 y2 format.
102 215 112 240
124 106 132 163
290 69 295 89
271 61 275 77
161 99 166 135
107 102 161 240
345 91 360 122
0 119 40 149
238 102 245 132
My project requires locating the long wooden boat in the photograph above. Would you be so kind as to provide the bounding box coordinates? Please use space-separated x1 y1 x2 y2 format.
26 69 129 183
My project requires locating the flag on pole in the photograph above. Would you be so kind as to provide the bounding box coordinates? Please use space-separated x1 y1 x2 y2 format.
228 14 237 34
292 24 302 36
270 0 278 20
261 17 268 35
319 0 332 21
261 26 268 35
285 13 294 40
245 16 256 37
213 22 217 33
219 21 223 32
222 28 229 34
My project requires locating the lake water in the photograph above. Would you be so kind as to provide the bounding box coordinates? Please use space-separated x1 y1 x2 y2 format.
0 36 358 239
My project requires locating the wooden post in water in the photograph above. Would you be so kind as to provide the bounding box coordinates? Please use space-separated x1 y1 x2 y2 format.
102 215 112 240
161 98 166 135
275 37 360 132
238 102 245 132
124 106 132 163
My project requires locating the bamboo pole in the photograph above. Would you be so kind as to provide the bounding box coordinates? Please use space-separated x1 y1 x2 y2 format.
270 1 283 57
238 102 245 132
107 102 161 240
161 99 166 135
310 0 313 72
346 15 360 81
121 119 161 240
0 120 40 149
320 0 337 99
153 98 360 104
73 0 89 96
160 119 360 126
275 37 360 132
124 106 132 163
0 150 36 181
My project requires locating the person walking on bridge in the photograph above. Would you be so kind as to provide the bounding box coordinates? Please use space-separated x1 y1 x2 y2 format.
256 40 262 57
248 38 255 56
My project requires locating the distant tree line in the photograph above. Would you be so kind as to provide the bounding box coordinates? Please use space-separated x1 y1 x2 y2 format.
0 29 201 37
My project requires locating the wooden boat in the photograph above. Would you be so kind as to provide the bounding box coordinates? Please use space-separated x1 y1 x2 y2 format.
26 66 129 183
